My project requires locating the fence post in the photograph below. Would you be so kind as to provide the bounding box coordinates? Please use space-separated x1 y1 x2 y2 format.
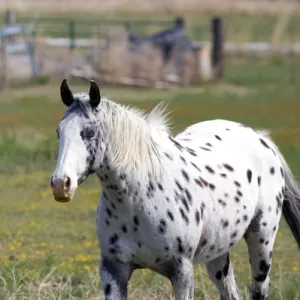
212 17 224 80
31 26 36 53
5 9 16 43
5 9 16 26
0 36 9 90
69 20 76 51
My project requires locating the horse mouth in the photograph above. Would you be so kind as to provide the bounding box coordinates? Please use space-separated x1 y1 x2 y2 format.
54 196 72 203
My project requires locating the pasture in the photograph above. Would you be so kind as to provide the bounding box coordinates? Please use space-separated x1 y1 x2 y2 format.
1 54 300 299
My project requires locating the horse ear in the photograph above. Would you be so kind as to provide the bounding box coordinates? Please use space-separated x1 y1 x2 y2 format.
60 79 74 107
89 80 101 107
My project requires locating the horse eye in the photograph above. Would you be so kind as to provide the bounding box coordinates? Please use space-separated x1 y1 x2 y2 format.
84 128 95 139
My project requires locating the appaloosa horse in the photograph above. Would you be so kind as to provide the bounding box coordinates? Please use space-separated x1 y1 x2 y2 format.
50 79 300 300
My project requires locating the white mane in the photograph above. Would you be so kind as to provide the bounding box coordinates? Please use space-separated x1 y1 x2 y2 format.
98 98 171 176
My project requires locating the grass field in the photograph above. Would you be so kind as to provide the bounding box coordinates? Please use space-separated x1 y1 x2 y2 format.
1 54 300 299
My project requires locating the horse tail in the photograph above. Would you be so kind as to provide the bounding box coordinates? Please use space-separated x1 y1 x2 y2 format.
259 130 300 249
281 163 300 249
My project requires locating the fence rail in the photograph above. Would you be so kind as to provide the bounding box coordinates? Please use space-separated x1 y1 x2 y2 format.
3 16 207 50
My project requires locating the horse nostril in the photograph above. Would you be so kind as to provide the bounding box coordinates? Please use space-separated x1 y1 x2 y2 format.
64 176 71 189
50 176 54 188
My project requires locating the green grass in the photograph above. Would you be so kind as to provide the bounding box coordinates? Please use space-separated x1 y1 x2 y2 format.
0 55 300 299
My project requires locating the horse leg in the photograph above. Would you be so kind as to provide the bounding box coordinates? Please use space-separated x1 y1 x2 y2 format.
205 253 240 300
244 211 280 300
170 257 194 300
99 257 134 300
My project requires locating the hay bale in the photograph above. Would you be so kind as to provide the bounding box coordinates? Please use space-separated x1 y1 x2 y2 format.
99 29 130 83
95 29 213 87
181 49 197 85
129 42 163 87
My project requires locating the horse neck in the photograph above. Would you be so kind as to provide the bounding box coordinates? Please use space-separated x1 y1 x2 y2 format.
96 163 147 208
95 100 172 204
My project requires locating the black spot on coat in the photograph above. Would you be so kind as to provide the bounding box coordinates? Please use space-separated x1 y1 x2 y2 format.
247 170 252 183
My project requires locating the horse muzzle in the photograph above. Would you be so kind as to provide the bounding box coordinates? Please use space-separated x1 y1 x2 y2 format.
50 175 76 203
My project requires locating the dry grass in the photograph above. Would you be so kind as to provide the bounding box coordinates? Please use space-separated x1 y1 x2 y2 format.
0 261 175 300
1 0 300 15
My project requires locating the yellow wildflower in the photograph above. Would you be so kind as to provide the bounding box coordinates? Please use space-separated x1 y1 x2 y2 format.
20 253 27 259
292 265 298 272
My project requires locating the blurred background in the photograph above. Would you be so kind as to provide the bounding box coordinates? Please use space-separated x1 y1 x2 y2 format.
0 0 300 299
